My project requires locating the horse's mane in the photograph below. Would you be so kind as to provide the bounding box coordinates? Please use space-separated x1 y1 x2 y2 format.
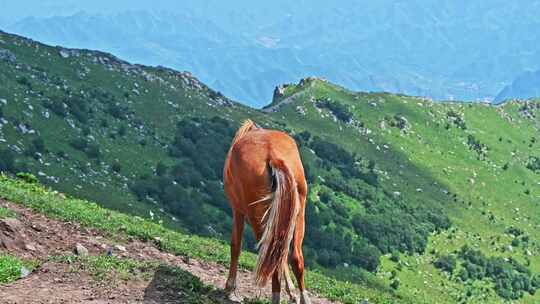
231 119 258 147
223 119 258 180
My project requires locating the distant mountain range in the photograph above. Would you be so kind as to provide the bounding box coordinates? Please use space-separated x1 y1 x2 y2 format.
4 1 540 107
495 69 540 104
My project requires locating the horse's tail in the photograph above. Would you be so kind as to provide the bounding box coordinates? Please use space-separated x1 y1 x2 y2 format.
254 158 300 287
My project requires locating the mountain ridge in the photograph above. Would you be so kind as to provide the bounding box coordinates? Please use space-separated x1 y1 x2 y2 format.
7 3 540 106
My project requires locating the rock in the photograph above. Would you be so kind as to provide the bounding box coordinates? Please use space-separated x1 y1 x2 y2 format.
0 218 26 251
74 243 89 256
59 49 70 58
24 243 37 251
273 85 287 101
0 49 16 63
114 244 127 252
20 266 31 278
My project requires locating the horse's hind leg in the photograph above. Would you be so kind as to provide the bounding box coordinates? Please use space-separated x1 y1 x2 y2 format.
284 266 300 303
272 272 281 304
225 210 244 294
290 208 311 304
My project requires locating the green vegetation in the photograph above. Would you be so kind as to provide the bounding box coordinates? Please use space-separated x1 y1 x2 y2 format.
50 254 268 304
130 116 236 239
0 254 36 284
268 78 540 303
526 156 540 173
315 98 354 122
0 174 406 303
294 133 449 271
1 30 540 303
0 206 16 218
50 254 158 282
434 255 457 274
456 246 539 300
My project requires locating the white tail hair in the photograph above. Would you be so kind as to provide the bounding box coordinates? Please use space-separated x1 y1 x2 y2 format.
254 159 300 286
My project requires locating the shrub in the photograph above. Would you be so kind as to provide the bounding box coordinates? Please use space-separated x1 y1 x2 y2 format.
111 162 121 173
0 254 25 283
118 125 127 137
16 173 38 184
390 251 400 263
70 138 88 151
155 161 168 176
350 242 381 271
16 76 32 89
316 98 353 123
467 135 488 159
434 255 457 273
456 245 538 300
0 149 15 173
106 103 127 119
31 138 46 153
85 144 101 159
446 110 467 129
43 99 67 117
526 156 540 173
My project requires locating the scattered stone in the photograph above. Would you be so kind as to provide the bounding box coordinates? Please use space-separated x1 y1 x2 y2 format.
0 48 16 63
74 243 89 256
20 266 31 278
59 49 70 58
25 243 37 251
114 244 127 252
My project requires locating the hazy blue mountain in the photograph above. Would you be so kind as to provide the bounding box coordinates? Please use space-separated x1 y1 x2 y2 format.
495 69 540 103
4 1 540 106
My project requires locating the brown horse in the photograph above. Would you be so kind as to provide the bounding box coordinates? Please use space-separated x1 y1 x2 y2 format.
223 120 311 304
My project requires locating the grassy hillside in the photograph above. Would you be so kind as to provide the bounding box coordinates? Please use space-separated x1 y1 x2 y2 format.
0 174 407 304
0 29 268 233
1 30 540 303
267 79 540 303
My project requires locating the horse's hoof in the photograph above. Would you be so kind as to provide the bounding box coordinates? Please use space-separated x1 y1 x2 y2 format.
300 291 312 304
224 279 236 294
289 295 300 304
228 293 242 302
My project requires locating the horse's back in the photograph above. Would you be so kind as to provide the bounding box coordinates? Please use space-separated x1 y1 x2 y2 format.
224 129 305 219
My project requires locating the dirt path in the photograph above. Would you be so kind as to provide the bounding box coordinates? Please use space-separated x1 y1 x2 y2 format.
0 200 334 304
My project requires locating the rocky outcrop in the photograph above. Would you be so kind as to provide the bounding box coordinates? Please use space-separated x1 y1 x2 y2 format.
0 49 16 63
272 84 287 102
0 218 26 251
